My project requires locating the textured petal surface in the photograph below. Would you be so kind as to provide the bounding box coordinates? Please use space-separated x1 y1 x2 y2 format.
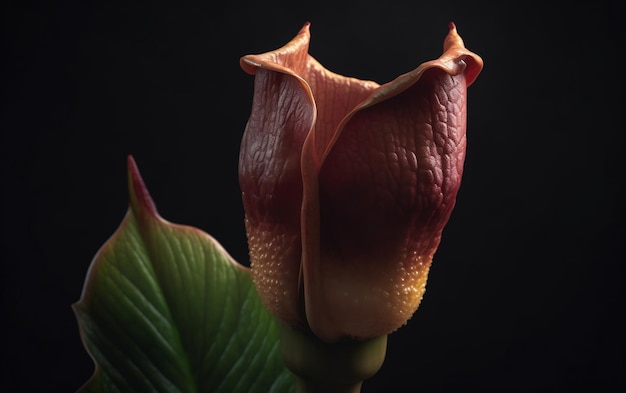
239 67 312 327
239 26 314 326
302 24 483 341
239 23 380 327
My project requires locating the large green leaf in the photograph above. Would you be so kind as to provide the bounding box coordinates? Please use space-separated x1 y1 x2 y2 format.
73 156 294 393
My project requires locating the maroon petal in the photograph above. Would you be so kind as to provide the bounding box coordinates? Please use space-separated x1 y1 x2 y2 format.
239 24 387 328
239 26 315 327
302 23 483 341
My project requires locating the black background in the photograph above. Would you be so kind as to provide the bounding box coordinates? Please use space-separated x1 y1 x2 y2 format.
2 0 624 392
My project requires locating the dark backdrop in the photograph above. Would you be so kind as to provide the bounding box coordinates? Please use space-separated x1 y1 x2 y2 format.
2 1 624 391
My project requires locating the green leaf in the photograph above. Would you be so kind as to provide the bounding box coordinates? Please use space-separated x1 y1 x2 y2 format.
73 156 294 393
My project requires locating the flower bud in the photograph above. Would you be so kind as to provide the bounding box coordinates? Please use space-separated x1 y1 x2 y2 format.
239 22 483 342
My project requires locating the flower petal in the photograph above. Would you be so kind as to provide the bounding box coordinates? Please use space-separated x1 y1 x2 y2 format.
240 23 385 329
243 23 382 164
239 25 316 327
302 23 483 341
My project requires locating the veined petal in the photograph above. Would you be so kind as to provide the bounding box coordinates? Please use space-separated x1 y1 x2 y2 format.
239 23 386 328
238 69 311 327
239 26 315 328
302 23 484 341
242 23 381 167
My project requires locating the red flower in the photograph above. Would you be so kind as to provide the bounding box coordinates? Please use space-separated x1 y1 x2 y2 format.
239 22 483 342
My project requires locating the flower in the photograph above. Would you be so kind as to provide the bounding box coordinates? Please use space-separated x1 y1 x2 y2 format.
239 22 483 343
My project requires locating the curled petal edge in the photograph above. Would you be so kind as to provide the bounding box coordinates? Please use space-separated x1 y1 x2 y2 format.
325 22 483 163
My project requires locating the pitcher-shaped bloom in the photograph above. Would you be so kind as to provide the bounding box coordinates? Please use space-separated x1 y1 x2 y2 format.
239 22 483 343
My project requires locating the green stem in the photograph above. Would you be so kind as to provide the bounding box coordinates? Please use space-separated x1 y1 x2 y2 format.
280 326 388 393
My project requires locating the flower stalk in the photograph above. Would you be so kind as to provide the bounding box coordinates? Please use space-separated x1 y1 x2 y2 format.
281 326 388 393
